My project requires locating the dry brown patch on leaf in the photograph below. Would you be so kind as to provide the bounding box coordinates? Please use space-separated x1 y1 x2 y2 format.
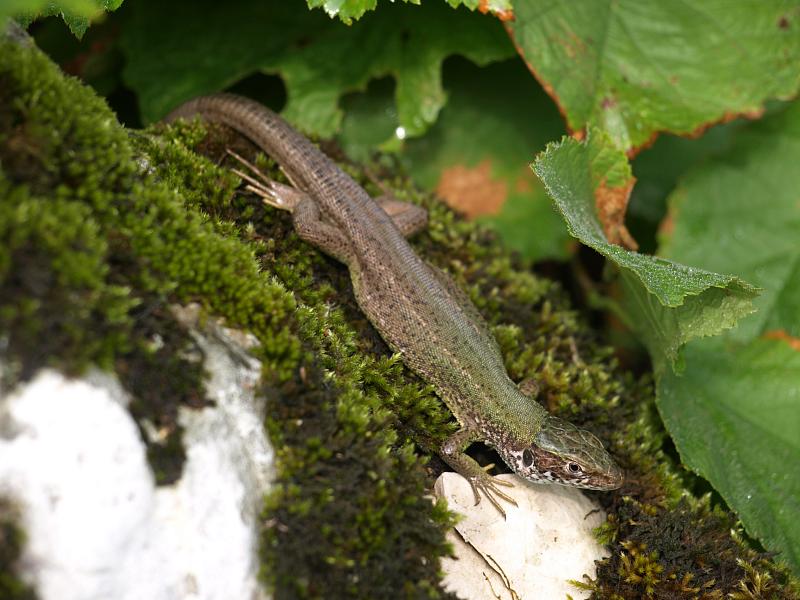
686 107 765 141
595 176 638 250
763 330 800 351
436 159 508 218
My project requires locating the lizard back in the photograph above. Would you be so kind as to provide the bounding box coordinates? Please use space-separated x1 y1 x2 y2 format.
165 94 545 436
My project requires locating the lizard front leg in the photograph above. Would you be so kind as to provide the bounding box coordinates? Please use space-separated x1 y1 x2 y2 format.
440 427 518 518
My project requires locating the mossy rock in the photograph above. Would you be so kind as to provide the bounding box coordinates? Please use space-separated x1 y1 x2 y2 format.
0 23 797 600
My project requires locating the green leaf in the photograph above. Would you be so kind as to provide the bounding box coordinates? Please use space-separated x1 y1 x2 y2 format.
6 0 122 37
337 77 399 159
306 0 381 24
657 100 800 575
120 0 512 136
532 131 758 371
659 338 800 577
508 0 800 152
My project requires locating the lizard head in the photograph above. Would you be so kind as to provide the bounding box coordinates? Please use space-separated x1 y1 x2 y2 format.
505 415 624 490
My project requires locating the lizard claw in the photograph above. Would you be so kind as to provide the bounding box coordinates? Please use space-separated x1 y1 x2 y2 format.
479 463 515 487
226 148 306 211
439 429 518 519
467 473 518 519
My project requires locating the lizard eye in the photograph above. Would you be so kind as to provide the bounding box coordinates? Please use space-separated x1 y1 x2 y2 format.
522 449 534 467
567 462 582 474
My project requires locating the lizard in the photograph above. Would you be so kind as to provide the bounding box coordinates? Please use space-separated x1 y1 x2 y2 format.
165 93 624 515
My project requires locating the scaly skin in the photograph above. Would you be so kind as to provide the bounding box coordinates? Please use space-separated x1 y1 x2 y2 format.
165 93 624 514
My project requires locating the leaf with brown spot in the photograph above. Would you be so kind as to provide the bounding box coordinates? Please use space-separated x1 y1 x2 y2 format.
435 159 507 218
533 128 758 372
399 57 570 260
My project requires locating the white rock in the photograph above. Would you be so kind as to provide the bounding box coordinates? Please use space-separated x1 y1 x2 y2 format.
435 472 607 600
0 312 273 600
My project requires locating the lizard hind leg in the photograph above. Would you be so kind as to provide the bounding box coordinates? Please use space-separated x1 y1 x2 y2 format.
375 195 428 238
291 199 356 265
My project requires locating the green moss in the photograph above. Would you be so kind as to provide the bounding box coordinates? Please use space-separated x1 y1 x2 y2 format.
573 495 799 599
2 24 797 600
260 364 458 599
0 499 37 600
0 183 135 379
